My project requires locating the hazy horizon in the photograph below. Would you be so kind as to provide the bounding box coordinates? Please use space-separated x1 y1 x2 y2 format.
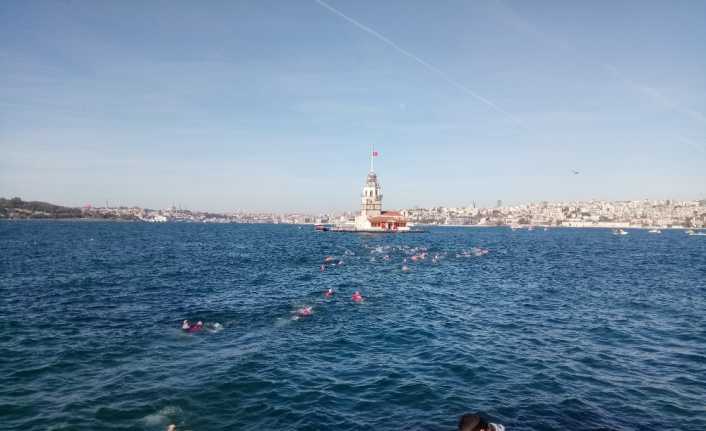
3 192 706 215
2 1 705 213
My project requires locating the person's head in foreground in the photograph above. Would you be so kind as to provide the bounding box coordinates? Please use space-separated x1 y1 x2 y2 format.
458 413 505 431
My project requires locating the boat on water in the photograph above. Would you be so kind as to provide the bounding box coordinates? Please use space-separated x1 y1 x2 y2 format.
613 228 629 235
687 230 706 236
686 229 695 235
648 229 661 234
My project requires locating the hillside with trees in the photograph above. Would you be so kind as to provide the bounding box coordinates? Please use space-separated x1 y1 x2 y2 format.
0 197 83 219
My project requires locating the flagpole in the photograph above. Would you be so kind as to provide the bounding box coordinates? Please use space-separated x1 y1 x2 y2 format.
370 143 374 172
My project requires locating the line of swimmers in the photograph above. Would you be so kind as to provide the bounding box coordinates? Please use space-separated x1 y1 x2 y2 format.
323 287 363 302
182 288 364 329
294 288 364 317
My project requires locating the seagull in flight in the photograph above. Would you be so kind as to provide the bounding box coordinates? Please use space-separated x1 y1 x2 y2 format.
572 170 580 175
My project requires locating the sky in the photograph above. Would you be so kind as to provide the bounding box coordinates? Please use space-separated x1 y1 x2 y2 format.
1 0 705 213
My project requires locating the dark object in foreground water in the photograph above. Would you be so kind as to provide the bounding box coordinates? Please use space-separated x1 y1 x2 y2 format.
458 413 505 431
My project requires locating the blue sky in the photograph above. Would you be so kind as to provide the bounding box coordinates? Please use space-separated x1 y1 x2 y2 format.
1 0 704 212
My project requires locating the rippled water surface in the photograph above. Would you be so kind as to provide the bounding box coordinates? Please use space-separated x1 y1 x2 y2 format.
1 222 705 430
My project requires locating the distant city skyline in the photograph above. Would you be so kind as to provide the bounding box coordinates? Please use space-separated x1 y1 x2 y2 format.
1 1 705 212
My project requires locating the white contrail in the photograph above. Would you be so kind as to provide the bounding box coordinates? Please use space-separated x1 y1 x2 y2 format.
314 0 523 127
678 136 706 155
603 64 706 124
494 0 706 127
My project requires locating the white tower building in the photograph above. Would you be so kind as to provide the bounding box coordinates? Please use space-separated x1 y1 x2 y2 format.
354 149 381 230
360 170 382 218
353 147 409 231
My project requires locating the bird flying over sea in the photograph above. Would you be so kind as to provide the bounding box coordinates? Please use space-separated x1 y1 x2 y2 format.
572 170 580 175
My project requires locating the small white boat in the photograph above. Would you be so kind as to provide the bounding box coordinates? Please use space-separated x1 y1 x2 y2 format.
686 229 695 235
613 229 628 235
648 229 661 234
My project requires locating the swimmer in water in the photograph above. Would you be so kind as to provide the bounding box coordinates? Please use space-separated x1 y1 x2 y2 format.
187 321 204 333
351 291 363 303
296 306 313 317
320 264 325 272
402 265 410 272
206 322 223 332
167 425 176 431
324 288 334 298
181 320 190 331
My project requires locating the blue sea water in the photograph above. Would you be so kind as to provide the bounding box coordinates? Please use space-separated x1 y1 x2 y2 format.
1 221 705 431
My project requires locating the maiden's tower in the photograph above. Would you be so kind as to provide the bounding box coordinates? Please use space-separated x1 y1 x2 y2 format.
351 150 409 232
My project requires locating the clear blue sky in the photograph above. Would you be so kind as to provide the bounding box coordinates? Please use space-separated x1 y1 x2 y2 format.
1 0 704 212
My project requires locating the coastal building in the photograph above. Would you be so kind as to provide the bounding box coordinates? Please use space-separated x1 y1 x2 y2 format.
351 150 409 232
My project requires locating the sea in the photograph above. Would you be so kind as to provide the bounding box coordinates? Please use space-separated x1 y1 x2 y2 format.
1 221 705 431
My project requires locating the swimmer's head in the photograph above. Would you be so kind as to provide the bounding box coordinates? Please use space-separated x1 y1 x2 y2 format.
197 321 203 326
167 425 176 431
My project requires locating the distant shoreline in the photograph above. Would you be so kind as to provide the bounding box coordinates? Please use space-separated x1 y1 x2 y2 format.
418 224 696 230
2 218 701 231
0 217 135 222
